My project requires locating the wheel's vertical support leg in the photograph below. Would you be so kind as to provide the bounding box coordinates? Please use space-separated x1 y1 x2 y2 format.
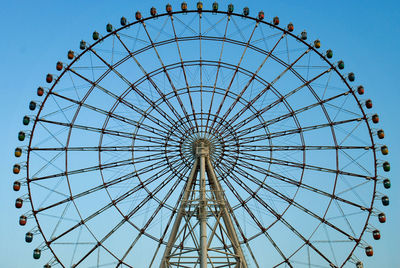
161 159 199 268
206 157 248 268
198 144 208 268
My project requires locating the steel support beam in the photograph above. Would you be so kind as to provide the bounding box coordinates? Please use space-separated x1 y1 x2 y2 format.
206 157 247 268
161 159 199 268
198 142 209 268
161 140 247 267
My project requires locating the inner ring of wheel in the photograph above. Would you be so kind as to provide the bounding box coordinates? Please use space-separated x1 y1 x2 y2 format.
59 61 308 249
94 64 307 245
127 86 268 211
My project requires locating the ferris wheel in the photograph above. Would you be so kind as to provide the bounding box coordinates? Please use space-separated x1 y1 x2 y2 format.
12 2 391 267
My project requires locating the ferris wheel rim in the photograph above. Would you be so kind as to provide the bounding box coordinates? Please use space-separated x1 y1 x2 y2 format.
19 7 382 267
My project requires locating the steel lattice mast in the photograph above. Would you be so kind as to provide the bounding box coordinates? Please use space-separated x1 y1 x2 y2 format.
162 140 247 267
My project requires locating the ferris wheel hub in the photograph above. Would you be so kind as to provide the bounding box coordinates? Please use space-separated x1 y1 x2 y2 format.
182 132 222 161
191 136 219 159
195 139 210 156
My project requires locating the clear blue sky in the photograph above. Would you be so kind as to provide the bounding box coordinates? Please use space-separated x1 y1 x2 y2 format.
0 0 399 267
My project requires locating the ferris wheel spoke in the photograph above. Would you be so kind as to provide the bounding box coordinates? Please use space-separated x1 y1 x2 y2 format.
35 172 136 214
113 34 192 136
49 93 146 135
95 169 192 264
30 158 135 182
37 118 177 146
169 15 200 133
216 162 277 237
48 202 73 241
47 158 186 246
31 144 179 152
199 13 204 132
230 90 351 138
209 21 259 132
230 170 331 267
334 178 371 214
87 47 138 90
140 21 198 132
227 66 333 133
124 162 190 220
230 117 363 144
205 16 230 134
319 71 334 101
322 224 340 266
284 35 291 64
214 32 286 133
268 232 294 268
38 117 137 139
69 64 188 138
131 152 173 166
226 161 355 241
30 181 69 201
252 193 336 266
50 90 181 140
48 203 118 246
89 45 195 132
216 170 270 233
335 178 371 198
255 44 311 93
118 31 150 47
229 157 368 210
238 152 370 179
216 162 295 266
36 156 184 213
226 145 370 152
244 242 261 268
